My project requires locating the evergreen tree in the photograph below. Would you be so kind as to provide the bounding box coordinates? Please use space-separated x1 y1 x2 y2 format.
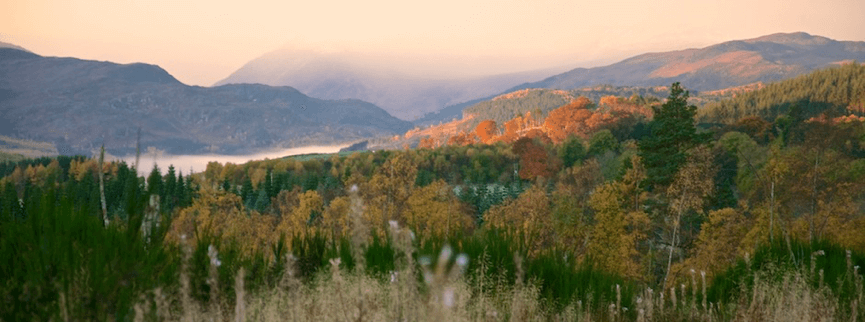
184 173 195 206
1 181 20 221
164 165 177 212
638 82 710 189
146 165 162 198
253 188 270 212
240 178 254 206
221 179 232 193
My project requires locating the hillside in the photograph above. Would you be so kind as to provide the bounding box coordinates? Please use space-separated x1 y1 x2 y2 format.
506 32 865 93
214 47 566 120
0 47 412 156
461 86 669 127
698 63 865 124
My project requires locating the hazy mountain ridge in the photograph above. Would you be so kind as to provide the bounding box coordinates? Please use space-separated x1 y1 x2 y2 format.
412 33 865 126
0 42 31 53
0 48 411 156
215 47 568 120
505 32 865 93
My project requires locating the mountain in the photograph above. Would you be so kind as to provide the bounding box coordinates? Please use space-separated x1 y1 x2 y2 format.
0 47 412 156
214 47 567 121
0 42 30 53
506 32 865 93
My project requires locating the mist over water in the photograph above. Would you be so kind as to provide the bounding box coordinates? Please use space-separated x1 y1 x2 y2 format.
116 145 347 176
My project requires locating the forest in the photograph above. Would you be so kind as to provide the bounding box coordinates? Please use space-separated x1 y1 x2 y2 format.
2 64 865 321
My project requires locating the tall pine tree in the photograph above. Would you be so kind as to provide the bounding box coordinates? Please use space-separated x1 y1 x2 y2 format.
638 82 710 190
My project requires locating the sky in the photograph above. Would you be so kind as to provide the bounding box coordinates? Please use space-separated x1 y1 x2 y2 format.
2 0 864 86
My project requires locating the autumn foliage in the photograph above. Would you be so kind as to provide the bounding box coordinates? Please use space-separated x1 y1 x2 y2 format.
437 94 652 148
474 120 498 144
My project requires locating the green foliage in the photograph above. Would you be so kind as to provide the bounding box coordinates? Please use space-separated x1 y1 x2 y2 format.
699 63 865 124
588 129 619 157
639 82 711 189
415 229 638 311
709 239 865 313
558 135 587 168
0 183 178 321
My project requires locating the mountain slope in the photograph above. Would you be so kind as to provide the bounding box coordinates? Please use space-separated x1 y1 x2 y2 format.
0 42 30 53
0 47 411 156
698 63 865 124
507 32 865 93
214 47 567 120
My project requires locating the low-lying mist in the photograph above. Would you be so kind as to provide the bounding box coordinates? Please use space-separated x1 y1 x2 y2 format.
115 145 347 175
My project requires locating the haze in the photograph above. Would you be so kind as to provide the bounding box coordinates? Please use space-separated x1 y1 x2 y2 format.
118 145 347 177
3 0 865 86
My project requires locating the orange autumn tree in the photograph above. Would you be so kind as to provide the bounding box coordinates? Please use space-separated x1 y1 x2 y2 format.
542 97 595 143
446 131 479 146
475 120 499 144
513 137 561 180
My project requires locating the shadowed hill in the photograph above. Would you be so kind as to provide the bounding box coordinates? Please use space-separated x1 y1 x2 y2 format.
0 47 412 156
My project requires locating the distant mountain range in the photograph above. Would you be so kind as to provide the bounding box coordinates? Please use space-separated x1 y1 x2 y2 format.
214 47 567 121
3 32 863 157
414 32 865 126
0 47 411 156
507 32 865 92
0 42 30 52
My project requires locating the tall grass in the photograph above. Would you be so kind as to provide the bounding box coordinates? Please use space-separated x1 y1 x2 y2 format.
2 183 863 321
0 185 178 321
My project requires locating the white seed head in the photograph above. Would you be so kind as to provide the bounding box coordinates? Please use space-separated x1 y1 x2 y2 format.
439 245 453 262
419 256 432 267
456 254 469 268
443 287 455 308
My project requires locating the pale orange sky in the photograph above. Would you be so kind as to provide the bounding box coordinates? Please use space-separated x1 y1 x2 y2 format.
2 0 864 86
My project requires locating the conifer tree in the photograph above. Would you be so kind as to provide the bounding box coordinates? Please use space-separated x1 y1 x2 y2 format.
639 82 710 190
